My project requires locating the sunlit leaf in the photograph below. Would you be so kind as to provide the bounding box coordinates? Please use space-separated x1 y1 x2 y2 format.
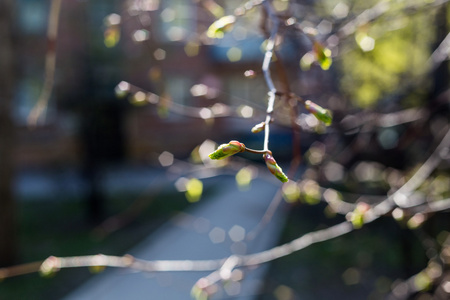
207 15 236 39
185 178 203 203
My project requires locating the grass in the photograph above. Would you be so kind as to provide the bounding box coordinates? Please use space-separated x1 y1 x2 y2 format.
0 181 214 300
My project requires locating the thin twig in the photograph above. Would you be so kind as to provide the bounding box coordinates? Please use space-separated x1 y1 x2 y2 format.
27 0 62 126
2 195 450 279
244 147 270 155
261 0 279 151
368 128 450 220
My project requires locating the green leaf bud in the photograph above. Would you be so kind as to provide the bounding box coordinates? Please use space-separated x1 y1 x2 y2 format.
209 140 245 160
304 100 333 126
350 202 370 229
313 41 332 70
251 121 265 133
39 256 60 277
263 153 289 183
207 15 236 39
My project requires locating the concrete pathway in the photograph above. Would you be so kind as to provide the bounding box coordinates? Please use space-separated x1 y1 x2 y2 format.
62 174 287 300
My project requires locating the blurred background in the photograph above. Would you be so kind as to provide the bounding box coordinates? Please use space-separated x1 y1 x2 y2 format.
0 0 449 299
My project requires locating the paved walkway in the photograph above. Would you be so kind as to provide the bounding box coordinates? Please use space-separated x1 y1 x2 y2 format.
62 174 287 300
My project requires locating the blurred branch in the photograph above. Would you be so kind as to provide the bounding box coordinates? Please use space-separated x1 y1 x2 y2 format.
116 81 267 119
0 220 352 279
368 127 450 220
0 261 44 279
340 108 428 133
411 197 450 214
427 32 450 70
387 234 450 300
246 188 284 241
27 0 62 126
2 194 449 280
328 0 450 49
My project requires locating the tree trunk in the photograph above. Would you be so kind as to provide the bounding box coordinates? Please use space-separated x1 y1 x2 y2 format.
0 0 17 267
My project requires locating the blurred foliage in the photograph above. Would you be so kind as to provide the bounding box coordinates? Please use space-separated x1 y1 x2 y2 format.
258 203 448 299
334 1 438 108
185 178 204 202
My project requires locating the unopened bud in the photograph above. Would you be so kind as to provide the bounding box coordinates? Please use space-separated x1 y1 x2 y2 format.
207 15 236 39
39 256 60 277
349 202 370 229
263 153 289 183
304 100 333 126
209 140 245 160
244 70 257 78
313 41 332 70
251 121 265 133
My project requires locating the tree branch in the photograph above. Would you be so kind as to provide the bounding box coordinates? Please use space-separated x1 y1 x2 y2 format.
27 0 62 126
